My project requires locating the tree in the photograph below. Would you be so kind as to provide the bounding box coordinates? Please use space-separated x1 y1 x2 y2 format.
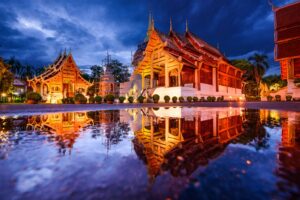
90 65 104 82
107 59 130 83
0 57 14 94
248 53 269 85
6 57 22 76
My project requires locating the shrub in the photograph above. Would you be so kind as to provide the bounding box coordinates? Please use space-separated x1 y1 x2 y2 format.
62 97 75 104
137 95 145 103
193 97 198 102
119 96 126 103
164 95 170 103
153 94 160 103
286 95 292 101
187 96 193 102
211 96 216 102
179 96 184 103
256 96 261 101
172 96 177 103
267 96 273 102
128 96 134 103
105 94 115 102
207 96 212 102
94 96 102 104
27 92 42 102
74 93 87 104
89 96 95 104
200 97 205 102
275 95 281 102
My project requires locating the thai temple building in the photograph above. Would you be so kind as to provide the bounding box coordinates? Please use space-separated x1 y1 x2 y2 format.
98 64 118 97
121 14 244 101
274 1 300 99
27 51 92 103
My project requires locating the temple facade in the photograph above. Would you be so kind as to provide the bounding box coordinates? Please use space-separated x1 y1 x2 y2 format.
121 15 244 101
274 1 300 98
27 51 92 103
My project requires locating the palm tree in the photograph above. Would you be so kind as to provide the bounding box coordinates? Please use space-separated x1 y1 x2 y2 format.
248 53 269 85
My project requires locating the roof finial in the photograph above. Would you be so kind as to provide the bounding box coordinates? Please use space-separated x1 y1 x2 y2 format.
170 17 173 32
147 11 152 32
268 0 276 11
185 19 189 32
151 14 155 30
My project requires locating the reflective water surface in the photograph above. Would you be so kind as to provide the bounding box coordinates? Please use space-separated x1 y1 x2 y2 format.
0 107 300 200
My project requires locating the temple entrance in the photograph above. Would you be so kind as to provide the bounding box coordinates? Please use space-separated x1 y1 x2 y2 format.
63 83 69 98
169 69 179 87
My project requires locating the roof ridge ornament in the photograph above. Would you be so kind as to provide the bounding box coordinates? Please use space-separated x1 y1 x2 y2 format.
170 17 173 32
185 19 189 33
268 0 276 11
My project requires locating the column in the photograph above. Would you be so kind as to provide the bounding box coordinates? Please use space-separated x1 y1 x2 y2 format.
287 59 295 94
195 69 200 90
142 73 145 90
178 68 182 87
165 117 170 139
212 67 217 93
165 64 169 87
213 113 218 137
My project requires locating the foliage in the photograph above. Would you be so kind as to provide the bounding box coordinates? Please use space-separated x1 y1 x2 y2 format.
81 73 91 82
128 96 134 103
179 96 184 102
95 96 102 103
187 96 192 102
262 74 287 90
119 96 126 103
90 65 104 82
275 95 281 101
207 96 212 102
105 94 115 102
172 96 177 103
193 97 198 102
137 95 145 103
217 96 224 102
248 53 269 84
243 80 259 101
62 97 75 104
106 59 131 83
164 95 170 103
153 94 160 103
286 95 292 101
26 92 42 102
211 96 216 102
74 93 87 104
267 96 273 101
0 57 14 94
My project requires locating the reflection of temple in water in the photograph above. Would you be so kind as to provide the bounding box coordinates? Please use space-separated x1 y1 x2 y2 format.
27 112 93 150
133 107 245 182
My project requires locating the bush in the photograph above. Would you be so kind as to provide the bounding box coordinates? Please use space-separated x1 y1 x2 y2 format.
27 92 42 102
105 94 115 102
200 97 205 102
119 96 126 103
179 96 184 103
74 93 87 104
275 95 281 102
207 96 212 102
128 96 134 103
286 95 292 101
217 96 224 102
172 96 177 103
153 94 160 103
211 96 216 102
164 95 170 103
94 96 102 104
187 96 193 102
137 95 145 103
193 97 198 102
267 96 273 102
89 96 95 104
62 97 74 104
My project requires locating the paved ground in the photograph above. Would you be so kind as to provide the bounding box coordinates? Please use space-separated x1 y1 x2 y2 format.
1 101 300 116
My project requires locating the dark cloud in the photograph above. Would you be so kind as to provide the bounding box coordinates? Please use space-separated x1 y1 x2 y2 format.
0 0 297 74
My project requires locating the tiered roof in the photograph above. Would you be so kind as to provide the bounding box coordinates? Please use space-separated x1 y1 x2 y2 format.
132 17 232 69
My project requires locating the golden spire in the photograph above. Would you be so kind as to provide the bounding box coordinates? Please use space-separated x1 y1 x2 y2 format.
170 17 173 32
185 19 189 32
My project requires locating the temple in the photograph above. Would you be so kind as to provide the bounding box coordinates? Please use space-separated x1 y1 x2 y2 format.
274 1 300 98
121 14 244 101
27 51 92 103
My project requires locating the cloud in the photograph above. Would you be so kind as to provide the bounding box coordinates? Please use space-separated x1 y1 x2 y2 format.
0 0 298 74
